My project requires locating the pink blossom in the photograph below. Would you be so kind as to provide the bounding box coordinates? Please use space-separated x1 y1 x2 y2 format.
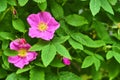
8 38 37 69
63 57 71 65
27 11 60 41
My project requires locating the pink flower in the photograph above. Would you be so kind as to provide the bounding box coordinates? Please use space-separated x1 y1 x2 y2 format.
27 11 60 41
8 38 37 69
63 57 71 65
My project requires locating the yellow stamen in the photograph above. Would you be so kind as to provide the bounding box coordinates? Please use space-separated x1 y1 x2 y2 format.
38 22 48 31
18 49 27 57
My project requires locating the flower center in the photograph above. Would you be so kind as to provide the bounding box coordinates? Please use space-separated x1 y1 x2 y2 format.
38 22 48 31
18 49 27 57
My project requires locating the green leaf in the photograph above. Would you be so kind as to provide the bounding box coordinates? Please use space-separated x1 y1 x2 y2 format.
12 19 26 33
16 66 33 74
6 73 17 80
91 21 113 43
83 50 94 55
50 0 64 19
34 61 45 67
4 48 18 56
50 58 65 68
29 40 49 51
45 72 58 80
41 44 56 67
59 71 82 80
52 36 70 44
71 33 105 48
2 40 9 50
82 56 94 68
33 0 46 3
113 52 120 63
0 32 15 40
68 38 83 50
54 44 71 59
0 0 7 12
65 14 88 27
100 0 114 15
30 67 45 80
108 0 117 5
90 0 101 16
93 56 101 71
0 68 7 79
6 73 28 80
107 61 120 80
18 0 29 6
95 54 104 61
7 0 17 6
106 51 114 60
2 55 10 69
38 1 47 11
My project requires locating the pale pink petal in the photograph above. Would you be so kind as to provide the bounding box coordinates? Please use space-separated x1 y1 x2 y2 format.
47 17 60 31
38 12 52 23
8 56 21 64
27 14 40 28
26 52 37 61
14 58 29 69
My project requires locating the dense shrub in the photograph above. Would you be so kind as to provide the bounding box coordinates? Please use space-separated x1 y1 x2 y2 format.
0 0 120 80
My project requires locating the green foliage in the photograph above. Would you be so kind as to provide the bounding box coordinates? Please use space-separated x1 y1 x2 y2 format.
59 71 82 80
33 0 46 3
0 68 7 79
1 0 120 80
100 0 114 15
50 0 64 20
54 43 71 59
16 66 33 74
71 33 105 48
38 1 47 11
81 56 94 68
68 38 83 50
90 0 101 16
3 48 18 56
0 32 15 40
41 44 56 67
18 0 29 6
108 0 117 5
30 67 44 80
90 0 114 16
0 0 7 12
65 14 88 27
12 19 26 33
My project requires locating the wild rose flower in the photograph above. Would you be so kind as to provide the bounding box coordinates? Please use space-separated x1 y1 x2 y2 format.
63 57 71 65
8 38 37 69
27 11 60 41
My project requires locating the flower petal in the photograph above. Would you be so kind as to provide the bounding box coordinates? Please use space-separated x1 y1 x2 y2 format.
27 14 40 28
26 52 37 61
38 12 52 23
19 43 31 50
14 58 29 69
29 28 54 40
28 28 42 38
8 56 21 64
47 17 60 31
63 57 71 65
10 39 20 50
